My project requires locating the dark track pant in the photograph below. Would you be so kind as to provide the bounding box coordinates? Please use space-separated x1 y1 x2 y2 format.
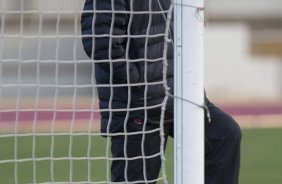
110 99 242 184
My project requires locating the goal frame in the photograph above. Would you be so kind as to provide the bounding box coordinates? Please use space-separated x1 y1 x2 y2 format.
174 0 205 183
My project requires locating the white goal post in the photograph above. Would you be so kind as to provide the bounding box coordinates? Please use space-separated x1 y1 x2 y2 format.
0 0 204 183
174 0 204 183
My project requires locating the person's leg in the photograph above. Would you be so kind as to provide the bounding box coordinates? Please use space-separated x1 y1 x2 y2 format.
111 118 170 184
205 98 242 184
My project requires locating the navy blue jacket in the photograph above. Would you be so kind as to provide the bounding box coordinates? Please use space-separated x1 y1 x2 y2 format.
81 0 174 133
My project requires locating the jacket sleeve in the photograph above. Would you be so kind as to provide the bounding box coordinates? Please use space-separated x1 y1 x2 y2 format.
81 0 140 84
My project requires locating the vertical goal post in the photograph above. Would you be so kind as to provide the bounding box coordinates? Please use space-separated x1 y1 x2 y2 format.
174 0 205 183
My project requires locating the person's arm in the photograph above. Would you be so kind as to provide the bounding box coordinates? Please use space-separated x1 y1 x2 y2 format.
81 0 140 84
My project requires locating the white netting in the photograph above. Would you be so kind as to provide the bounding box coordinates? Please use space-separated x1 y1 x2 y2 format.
0 0 174 183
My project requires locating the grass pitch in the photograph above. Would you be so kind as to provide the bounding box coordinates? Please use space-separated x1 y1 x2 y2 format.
1 128 282 183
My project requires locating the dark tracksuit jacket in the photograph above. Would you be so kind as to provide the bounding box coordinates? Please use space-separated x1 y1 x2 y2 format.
81 0 173 133
81 1 241 183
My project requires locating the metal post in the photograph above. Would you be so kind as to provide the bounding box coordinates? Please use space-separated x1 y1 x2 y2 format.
174 0 204 183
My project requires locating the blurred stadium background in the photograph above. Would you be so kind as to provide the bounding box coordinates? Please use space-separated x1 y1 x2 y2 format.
1 0 282 183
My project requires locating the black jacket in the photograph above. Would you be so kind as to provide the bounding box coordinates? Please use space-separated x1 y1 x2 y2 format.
81 0 174 133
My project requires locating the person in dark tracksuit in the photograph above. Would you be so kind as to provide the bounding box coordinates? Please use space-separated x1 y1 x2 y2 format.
81 0 242 183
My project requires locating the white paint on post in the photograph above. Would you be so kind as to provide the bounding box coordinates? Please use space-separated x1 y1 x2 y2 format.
174 0 204 183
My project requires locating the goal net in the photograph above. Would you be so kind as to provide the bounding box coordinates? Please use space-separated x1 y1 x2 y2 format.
0 0 204 183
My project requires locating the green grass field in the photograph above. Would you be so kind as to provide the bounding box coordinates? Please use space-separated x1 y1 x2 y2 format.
239 128 282 184
1 128 282 184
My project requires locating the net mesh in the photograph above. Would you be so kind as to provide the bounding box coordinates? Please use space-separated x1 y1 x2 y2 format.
0 0 173 183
